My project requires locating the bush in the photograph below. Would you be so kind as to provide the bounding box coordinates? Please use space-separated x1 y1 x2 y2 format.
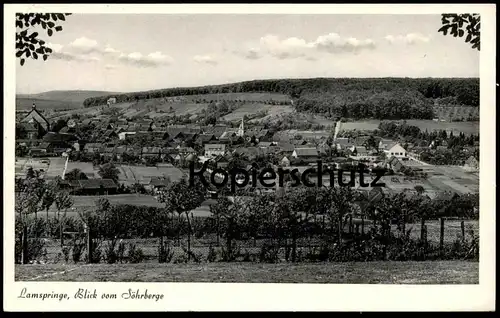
158 240 174 263
117 241 126 263
72 239 85 263
62 246 71 263
128 243 145 263
103 240 118 264
206 244 217 262
259 242 280 263
220 241 240 262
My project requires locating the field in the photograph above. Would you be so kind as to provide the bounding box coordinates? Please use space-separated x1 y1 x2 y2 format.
15 261 478 283
341 120 479 135
44 194 215 217
382 162 479 195
117 164 187 185
182 92 291 103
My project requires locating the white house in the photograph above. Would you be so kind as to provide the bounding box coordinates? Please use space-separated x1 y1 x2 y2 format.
204 144 226 158
118 131 137 140
383 143 408 159
107 97 117 105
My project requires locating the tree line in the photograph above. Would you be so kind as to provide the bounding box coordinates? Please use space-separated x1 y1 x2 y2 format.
82 78 479 109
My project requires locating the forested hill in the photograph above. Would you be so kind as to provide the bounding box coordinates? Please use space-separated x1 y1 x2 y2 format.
82 78 479 120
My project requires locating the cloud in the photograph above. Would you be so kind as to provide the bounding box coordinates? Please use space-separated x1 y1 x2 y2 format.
50 51 100 62
385 33 431 44
239 33 376 60
312 33 376 54
103 45 121 55
193 55 218 65
104 64 118 70
68 37 100 54
118 51 173 67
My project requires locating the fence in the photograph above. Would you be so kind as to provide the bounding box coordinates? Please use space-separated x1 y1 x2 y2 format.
16 211 479 265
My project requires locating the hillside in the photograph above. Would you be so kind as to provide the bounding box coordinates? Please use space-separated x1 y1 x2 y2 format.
16 90 120 111
81 77 480 121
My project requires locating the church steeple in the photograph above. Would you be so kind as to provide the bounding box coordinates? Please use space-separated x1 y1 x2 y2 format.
237 117 244 137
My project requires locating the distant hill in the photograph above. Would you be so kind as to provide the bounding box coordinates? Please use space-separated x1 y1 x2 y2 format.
17 90 120 104
16 90 120 111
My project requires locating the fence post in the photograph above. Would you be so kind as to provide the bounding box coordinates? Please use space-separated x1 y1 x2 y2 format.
22 225 29 264
361 215 365 235
349 215 353 234
420 218 426 241
216 215 220 246
439 217 445 255
85 223 92 264
461 220 465 242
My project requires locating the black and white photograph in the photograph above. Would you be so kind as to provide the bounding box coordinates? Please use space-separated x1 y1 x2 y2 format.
4 4 496 312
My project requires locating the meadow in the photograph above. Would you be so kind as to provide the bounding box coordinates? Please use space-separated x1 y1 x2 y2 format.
15 261 479 283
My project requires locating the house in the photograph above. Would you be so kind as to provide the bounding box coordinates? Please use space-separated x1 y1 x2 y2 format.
141 147 162 158
177 146 197 157
83 143 105 154
118 131 137 140
257 141 277 148
19 103 50 139
42 132 79 153
102 130 119 140
378 139 395 151
334 137 352 150
291 148 319 160
383 143 408 160
349 146 369 157
385 156 404 173
195 134 217 146
204 144 226 158
107 97 117 105
72 179 118 195
281 156 291 167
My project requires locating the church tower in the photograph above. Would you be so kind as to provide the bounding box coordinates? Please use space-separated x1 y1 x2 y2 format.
237 117 244 137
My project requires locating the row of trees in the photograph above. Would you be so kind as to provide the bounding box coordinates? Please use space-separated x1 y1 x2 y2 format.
16 167 479 264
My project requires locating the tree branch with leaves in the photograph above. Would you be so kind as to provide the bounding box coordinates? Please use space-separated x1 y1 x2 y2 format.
438 13 480 51
15 13 72 65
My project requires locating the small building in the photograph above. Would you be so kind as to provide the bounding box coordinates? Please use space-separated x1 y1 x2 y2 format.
291 147 319 160
204 144 226 158
118 131 137 140
383 143 408 160
19 103 50 139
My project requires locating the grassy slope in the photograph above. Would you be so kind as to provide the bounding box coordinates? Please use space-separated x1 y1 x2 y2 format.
15 261 479 283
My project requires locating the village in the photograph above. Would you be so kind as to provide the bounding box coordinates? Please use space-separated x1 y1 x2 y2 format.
15 98 479 206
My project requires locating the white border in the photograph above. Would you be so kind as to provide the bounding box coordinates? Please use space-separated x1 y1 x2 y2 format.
3 4 496 312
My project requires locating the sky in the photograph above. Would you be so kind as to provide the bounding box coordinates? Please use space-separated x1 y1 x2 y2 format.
16 14 480 94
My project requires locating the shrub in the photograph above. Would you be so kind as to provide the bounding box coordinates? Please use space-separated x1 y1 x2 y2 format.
158 241 174 263
206 244 217 262
103 240 118 264
259 242 280 263
128 243 145 263
116 241 126 263
62 246 71 263
220 241 240 262
72 239 85 263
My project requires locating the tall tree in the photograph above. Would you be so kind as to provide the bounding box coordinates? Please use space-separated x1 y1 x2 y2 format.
158 178 206 261
98 163 120 183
